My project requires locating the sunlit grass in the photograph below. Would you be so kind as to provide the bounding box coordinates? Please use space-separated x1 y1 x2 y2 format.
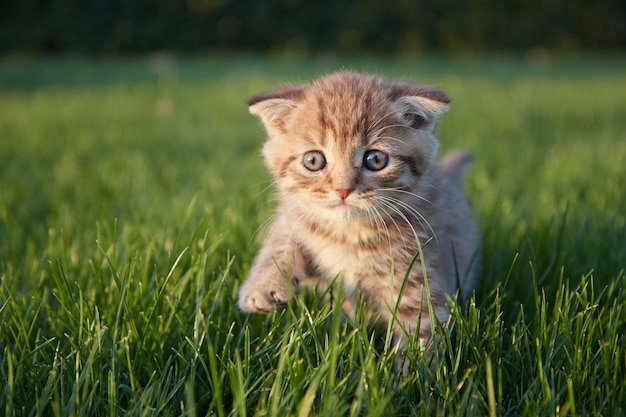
1 55 625 416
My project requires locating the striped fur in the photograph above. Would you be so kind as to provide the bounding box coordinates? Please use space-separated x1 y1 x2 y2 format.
238 72 479 364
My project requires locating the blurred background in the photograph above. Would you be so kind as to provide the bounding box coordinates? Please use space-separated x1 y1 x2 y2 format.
1 0 624 57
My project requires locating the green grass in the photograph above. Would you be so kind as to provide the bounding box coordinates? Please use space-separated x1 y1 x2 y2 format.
1 54 625 416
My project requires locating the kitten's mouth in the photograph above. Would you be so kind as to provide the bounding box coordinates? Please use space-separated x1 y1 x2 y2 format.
302 195 374 221
326 199 371 219
328 197 356 209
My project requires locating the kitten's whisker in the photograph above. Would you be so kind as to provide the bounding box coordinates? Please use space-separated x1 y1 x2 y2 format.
371 134 409 147
370 123 414 138
255 196 281 212
368 106 411 137
368 108 401 136
380 187 435 207
379 200 426 250
251 211 279 242
250 190 290 241
384 196 440 248
388 195 435 233
252 179 275 196
375 199 421 251
367 205 393 250
370 196 413 251
373 191 437 248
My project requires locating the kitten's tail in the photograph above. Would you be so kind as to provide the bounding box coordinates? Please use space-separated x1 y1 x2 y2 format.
438 150 474 185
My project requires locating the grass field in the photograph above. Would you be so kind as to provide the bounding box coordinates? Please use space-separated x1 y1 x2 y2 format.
1 55 625 416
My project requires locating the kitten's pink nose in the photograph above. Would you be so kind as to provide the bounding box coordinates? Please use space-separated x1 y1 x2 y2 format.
336 189 353 200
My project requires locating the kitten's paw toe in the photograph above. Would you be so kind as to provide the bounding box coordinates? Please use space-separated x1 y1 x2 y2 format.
237 283 290 313
239 296 275 313
268 290 288 305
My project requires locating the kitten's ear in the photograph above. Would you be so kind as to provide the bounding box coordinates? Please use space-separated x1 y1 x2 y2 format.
392 83 450 130
247 84 308 133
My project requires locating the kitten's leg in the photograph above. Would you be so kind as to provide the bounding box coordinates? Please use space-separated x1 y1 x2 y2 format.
391 291 450 375
392 315 438 375
238 225 306 314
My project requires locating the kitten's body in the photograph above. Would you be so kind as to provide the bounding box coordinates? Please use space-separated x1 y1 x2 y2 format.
238 72 478 357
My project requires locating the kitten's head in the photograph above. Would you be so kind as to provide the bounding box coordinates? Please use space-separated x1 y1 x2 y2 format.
248 71 449 222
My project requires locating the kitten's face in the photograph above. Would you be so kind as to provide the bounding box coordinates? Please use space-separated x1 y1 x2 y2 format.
248 72 449 222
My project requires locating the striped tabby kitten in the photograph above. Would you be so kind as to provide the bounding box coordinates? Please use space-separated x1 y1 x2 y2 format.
238 71 478 362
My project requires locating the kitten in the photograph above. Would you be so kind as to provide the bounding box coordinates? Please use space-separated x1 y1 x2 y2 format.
238 71 479 365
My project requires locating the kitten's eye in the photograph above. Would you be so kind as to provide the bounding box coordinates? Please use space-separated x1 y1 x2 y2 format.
363 150 389 171
303 151 327 171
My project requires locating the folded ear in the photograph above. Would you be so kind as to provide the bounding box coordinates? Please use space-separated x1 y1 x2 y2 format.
391 82 450 130
247 84 309 133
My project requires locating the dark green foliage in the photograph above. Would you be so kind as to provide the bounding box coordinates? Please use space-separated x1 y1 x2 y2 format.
0 0 624 54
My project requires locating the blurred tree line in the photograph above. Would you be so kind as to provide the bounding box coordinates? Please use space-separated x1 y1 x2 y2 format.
0 0 624 55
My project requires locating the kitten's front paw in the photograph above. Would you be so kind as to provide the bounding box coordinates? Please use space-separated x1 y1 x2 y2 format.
237 277 290 313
